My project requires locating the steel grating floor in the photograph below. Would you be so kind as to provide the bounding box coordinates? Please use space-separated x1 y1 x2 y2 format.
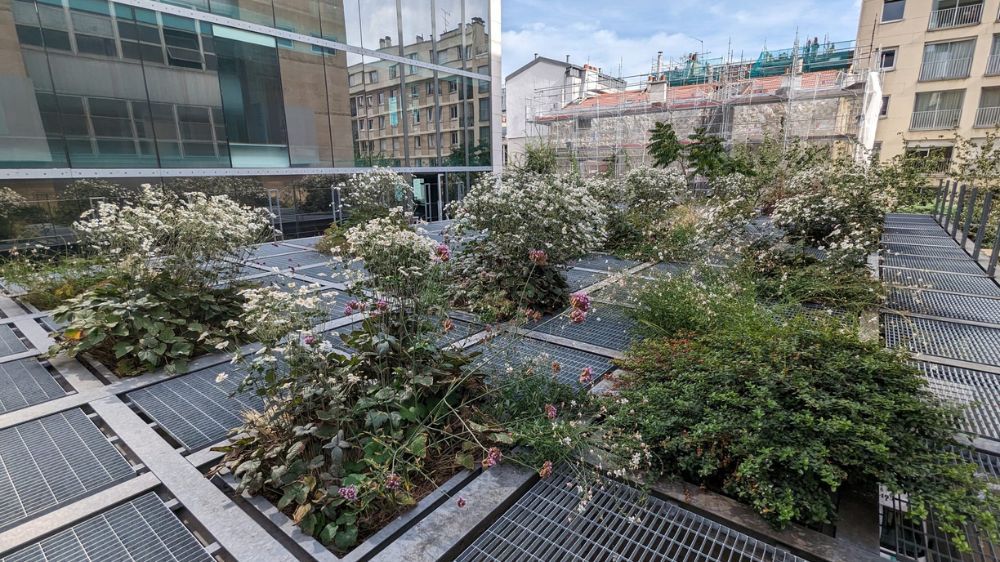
0 408 134 529
881 234 961 247
295 261 367 284
918 362 1000 443
882 255 986 275
0 492 213 562
591 277 656 306
245 251 329 271
468 334 615 387
882 269 1000 296
247 242 302 259
437 318 484 348
883 226 954 236
0 324 30 358
882 244 971 259
887 289 1000 325
530 304 639 351
0 359 68 415
568 254 642 272
563 268 609 292
883 314 1000 367
127 364 263 453
456 467 807 562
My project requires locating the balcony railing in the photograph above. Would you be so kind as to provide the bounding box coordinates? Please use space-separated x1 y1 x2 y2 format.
911 108 962 130
919 57 974 81
928 3 984 29
987 54 1000 75
975 105 1000 127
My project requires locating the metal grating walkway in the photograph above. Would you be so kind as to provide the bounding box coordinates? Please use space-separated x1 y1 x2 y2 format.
564 268 609 292
0 324 29 358
0 408 134 529
882 244 971 259
883 226 955 236
0 492 213 562
918 362 1000 443
456 467 806 562
887 289 1000 325
0 359 68 415
469 334 616 387
883 314 1000 367
881 268 1000 296
881 255 986 276
568 254 642 272
245 250 329 272
127 364 263 453
530 304 639 352
881 234 962 247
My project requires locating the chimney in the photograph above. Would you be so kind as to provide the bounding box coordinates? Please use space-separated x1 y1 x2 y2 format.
384 35 392 47
416 34 423 42
379 38 385 48
534 53 538 59
656 51 663 75
566 55 571 64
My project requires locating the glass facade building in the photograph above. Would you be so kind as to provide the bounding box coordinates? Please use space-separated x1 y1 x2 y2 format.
0 0 499 240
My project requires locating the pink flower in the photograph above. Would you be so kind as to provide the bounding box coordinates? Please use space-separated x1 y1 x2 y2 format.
529 249 548 266
443 318 455 333
570 292 591 313
375 299 389 312
569 309 587 324
338 485 358 502
456 496 467 508
303 335 316 345
344 299 362 316
343 305 355 317
579 367 593 385
482 447 503 469
435 244 451 262
551 362 561 374
385 473 402 491
544 404 557 420
539 460 553 479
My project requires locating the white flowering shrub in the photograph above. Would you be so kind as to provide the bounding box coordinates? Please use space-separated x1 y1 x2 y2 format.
74 184 273 286
623 167 687 213
773 163 897 266
0 187 26 220
695 173 763 253
343 167 413 220
344 208 439 300
448 171 605 319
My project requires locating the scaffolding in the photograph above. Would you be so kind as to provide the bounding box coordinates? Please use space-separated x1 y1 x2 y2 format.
524 39 875 175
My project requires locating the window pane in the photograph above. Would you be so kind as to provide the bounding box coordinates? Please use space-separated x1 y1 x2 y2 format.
278 39 334 167
883 0 905 21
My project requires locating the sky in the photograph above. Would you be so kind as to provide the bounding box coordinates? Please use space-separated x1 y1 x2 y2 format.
501 0 863 81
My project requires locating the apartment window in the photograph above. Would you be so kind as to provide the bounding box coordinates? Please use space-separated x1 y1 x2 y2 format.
479 99 490 122
928 0 983 30
919 39 975 81
358 119 364 130
408 53 418 75
905 146 953 172
880 48 897 70
379 139 386 152
911 89 964 129
882 0 905 21
389 64 398 79
976 87 1000 127
378 116 386 129
449 105 459 119
451 131 459 145
448 80 458 93
412 110 420 125
427 108 434 122
411 85 419 98
880 96 890 117
366 95 373 107
378 92 385 105
349 73 363 87
367 70 378 84
429 134 436 148
367 119 374 130
426 82 435 95
415 136 422 148
988 35 1000 75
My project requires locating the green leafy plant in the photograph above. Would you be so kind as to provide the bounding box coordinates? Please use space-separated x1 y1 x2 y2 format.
685 127 732 180
0 249 109 310
647 122 684 171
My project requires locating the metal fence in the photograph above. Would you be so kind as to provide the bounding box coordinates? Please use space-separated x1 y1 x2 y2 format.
927 2 984 29
932 179 1000 278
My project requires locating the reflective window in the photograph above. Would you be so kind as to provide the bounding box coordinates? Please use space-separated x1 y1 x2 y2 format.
278 39 333 167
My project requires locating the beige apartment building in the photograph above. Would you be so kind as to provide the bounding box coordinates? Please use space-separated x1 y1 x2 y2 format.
857 0 1000 167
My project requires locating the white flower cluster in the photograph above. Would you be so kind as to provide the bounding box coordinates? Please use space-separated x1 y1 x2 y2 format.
450 171 605 264
74 184 274 284
238 284 324 343
695 173 760 252
345 207 437 296
344 167 413 216
622 167 687 212
0 187 27 220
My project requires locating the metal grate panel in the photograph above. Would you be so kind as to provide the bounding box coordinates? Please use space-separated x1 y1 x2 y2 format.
591 277 656 307
0 359 68 415
456 467 807 562
881 234 961 247
568 254 642 272
563 268 609 291
0 324 30 358
437 318 484 348
295 261 367 284
882 269 1000 296
883 226 954 236
917 362 1000 444
641 262 691 278
887 289 1000 325
530 303 639 352
880 495 998 562
882 244 970 259
0 492 213 562
468 334 615 387
0 408 134 529
882 255 985 275
248 242 301 259
883 314 1000 367
246 250 329 271
127 364 263 452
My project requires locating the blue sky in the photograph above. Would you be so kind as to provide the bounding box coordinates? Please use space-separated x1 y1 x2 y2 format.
501 0 862 80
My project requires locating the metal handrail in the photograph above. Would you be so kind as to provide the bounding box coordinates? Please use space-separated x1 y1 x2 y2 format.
975 106 1000 127
919 57 974 81
911 108 962 130
928 3 984 29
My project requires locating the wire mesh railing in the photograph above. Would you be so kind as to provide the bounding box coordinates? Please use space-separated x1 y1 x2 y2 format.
932 179 1000 278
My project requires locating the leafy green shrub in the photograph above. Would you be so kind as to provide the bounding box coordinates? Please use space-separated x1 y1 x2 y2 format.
611 276 999 546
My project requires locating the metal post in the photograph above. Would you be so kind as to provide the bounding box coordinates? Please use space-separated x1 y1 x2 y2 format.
989 224 1000 278
973 192 993 262
933 179 945 219
951 184 967 236
944 181 958 228
962 187 979 247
